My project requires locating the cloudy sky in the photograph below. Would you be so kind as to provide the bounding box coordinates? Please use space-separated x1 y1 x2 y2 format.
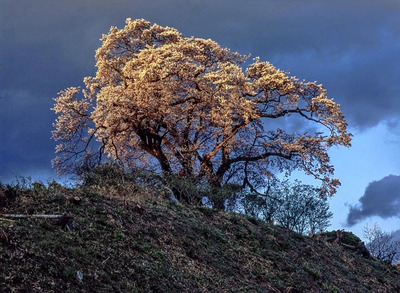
1 0 399 238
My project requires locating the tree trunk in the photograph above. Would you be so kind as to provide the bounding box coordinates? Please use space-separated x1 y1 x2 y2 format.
209 180 226 211
162 173 203 206
213 199 225 211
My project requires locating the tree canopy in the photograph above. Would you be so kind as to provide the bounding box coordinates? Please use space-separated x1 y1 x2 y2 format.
52 18 351 208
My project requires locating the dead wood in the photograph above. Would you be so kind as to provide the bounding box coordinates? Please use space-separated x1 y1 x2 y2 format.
1 213 74 230
1 214 64 219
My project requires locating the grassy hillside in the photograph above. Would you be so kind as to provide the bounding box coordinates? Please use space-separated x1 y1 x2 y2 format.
1 182 399 292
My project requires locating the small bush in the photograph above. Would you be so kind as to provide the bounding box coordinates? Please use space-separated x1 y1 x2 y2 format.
324 283 340 293
302 262 321 279
82 163 134 188
322 230 362 246
341 231 362 246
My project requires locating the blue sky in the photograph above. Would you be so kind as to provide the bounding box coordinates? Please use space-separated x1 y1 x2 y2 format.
1 0 399 238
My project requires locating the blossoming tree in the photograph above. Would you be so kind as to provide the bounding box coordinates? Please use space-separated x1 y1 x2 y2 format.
52 18 351 209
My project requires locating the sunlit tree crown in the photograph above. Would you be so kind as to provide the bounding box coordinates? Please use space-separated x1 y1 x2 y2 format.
52 18 351 207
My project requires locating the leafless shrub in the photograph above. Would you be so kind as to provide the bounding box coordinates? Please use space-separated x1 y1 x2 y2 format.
363 223 400 264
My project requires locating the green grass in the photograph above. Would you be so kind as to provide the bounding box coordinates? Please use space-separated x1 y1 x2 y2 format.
1 183 400 292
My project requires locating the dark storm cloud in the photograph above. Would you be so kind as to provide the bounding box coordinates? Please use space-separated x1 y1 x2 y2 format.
347 175 400 226
238 1 400 128
1 0 400 181
0 89 54 181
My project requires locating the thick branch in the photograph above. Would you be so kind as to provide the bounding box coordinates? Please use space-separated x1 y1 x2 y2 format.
204 123 247 160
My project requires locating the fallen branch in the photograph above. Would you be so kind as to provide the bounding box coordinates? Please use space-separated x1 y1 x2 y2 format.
0 214 75 230
341 242 356 250
341 241 372 259
1 214 64 219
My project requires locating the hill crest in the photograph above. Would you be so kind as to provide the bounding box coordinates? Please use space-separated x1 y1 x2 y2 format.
1 184 400 292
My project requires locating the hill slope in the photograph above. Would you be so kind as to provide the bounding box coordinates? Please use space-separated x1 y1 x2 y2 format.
1 184 399 292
